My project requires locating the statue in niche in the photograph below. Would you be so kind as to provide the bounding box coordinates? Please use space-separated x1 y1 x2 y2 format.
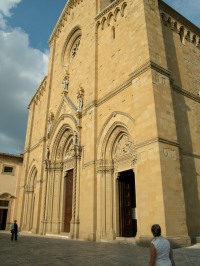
62 78 69 94
62 71 70 96
47 111 54 134
77 85 84 112
73 131 78 145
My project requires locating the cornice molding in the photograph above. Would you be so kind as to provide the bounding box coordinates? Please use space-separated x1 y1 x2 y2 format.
28 76 47 108
97 78 132 107
129 60 171 79
182 151 200 160
84 60 171 113
25 137 45 154
172 84 200 103
135 137 179 149
159 0 200 38
49 0 83 44
95 0 125 21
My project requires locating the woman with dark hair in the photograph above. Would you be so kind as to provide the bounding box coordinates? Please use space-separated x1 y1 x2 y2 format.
149 224 175 266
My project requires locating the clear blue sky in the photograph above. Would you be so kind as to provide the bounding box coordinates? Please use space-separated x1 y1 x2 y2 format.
0 0 199 155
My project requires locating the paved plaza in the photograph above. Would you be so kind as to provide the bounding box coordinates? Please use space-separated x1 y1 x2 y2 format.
0 232 200 266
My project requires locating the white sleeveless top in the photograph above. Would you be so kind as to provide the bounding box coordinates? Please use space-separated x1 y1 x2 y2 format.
151 236 172 266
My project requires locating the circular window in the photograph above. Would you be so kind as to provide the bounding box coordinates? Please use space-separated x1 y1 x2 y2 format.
62 26 82 66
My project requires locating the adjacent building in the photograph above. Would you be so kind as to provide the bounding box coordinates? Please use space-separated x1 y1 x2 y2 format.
0 153 23 230
17 0 200 246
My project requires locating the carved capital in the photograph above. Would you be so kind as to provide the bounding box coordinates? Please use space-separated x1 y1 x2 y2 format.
96 159 114 174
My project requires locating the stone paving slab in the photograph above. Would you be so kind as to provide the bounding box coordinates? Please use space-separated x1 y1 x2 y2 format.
0 232 199 266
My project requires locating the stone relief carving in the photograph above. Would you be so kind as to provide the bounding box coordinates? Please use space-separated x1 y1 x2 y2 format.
163 148 176 160
96 159 114 173
114 135 132 157
65 142 74 159
114 135 137 166
64 159 75 171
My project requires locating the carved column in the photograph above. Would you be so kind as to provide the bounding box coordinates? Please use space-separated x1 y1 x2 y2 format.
70 145 82 239
96 159 114 240
41 160 50 235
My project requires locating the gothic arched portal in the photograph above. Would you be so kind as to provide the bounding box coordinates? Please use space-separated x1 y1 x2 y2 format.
96 113 137 241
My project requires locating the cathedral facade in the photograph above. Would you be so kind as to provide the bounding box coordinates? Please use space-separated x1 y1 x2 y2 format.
17 0 200 246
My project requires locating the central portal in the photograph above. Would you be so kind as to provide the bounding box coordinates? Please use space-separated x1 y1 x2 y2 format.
118 170 137 237
64 169 73 232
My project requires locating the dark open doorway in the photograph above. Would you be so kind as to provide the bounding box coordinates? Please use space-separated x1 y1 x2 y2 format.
118 170 137 237
0 209 8 230
64 170 73 233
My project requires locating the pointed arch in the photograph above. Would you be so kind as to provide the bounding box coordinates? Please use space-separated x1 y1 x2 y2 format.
50 124 74 161
97 112 135 160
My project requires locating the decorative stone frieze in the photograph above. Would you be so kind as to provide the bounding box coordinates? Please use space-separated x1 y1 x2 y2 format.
63 158 75 171
96 1 127 30
29 76 47 107
96 159 114 173
96 0 126 21
163 148 177 160
159 1 200 48
45 161 64 170
24 185 34 193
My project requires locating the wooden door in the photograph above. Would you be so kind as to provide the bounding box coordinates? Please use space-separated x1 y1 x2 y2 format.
119 177 132 236
118 170 137 237
64 170 73 232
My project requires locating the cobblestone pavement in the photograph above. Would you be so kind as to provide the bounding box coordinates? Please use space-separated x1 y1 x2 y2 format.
0 232 200 266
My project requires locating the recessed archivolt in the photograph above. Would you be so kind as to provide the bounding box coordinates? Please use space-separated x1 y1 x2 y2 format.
50 124 74 161
97 1 128 30
97 112 135 159
160 12 200 48
48 114 78 144
102 124 130 160
27 166 38 187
